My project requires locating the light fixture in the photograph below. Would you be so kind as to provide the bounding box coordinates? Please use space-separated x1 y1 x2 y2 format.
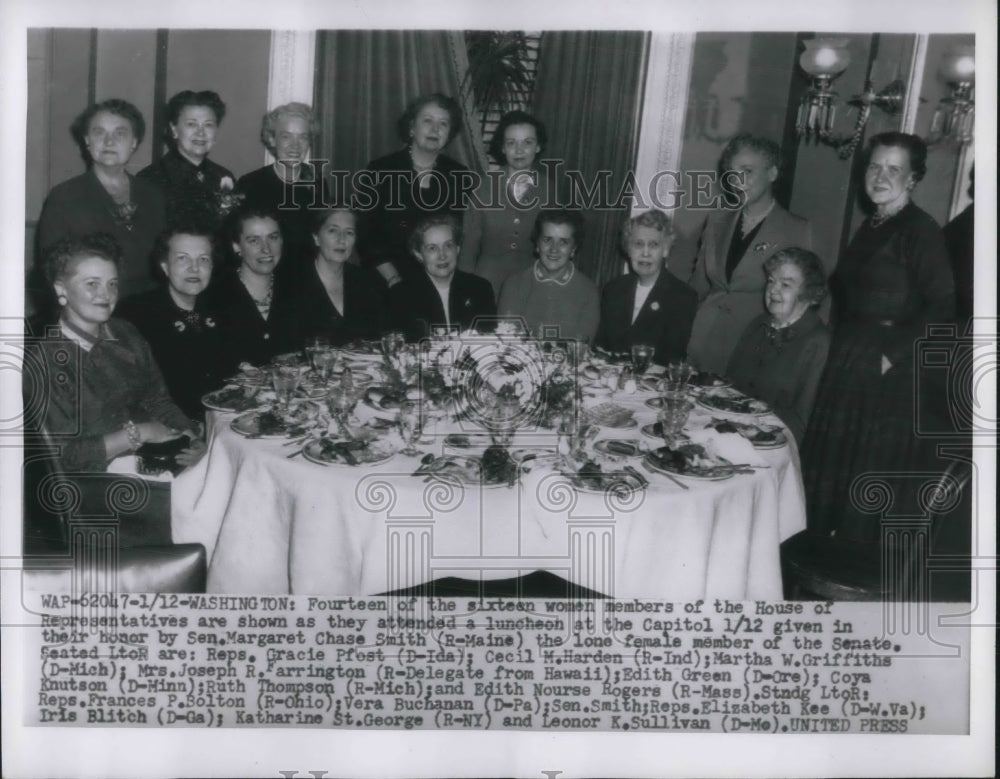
929 46 975 146
795 35 904 160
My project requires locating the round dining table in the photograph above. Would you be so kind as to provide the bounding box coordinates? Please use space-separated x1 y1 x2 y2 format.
171 352 807 600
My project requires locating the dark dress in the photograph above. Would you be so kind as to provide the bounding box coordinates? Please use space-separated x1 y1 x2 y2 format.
289 261 390 346
204 269 297 368
237 164 331 281
726 309 830 445
36 170 166 301
138 149 239 229
115 286 229 419
596 269 698 365
800 203 955 544
388 270 496 342
357 149 473 280
943 203 974 327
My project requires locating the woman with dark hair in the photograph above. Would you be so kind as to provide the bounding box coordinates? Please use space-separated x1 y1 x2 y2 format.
203 204 296 367
289 207 390 345
799 132 955 543
497 209 600 343
389 215 495 342
138 90 240 228
687 133 813 375
459 110 549 297
115 223 228 419
358 93 473 287
32 232 203 474
237 102 330 279
37 99 166 303
726 248 830 444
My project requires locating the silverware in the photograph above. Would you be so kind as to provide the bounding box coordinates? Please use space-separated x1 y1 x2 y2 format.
641 460 689 490
286 448 304 459
623 465 650 489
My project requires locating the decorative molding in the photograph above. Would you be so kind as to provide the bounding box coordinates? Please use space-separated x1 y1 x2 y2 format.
900 34 928 134
264 30 316 164
631 33 696 215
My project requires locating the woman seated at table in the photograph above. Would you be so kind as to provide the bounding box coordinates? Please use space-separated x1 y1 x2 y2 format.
459 110 548 297
116 223 228 420
138 90 239 229
596 209 697 364
686 134 812 374
237 102 329 280
289 207 389 345
33 233 204 475
205 204 296 366
388 215 495 341
497 209 599 343
359 93 472 287
726 248 830 444
35 99 166 313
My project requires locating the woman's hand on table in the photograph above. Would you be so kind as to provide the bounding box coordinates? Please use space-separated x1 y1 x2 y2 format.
138 421 184 444
176 437 207 469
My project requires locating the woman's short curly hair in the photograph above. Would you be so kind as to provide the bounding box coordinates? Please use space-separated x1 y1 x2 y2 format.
409 214 463 255
487 110 548 166
621 209 674 253
70 99 146 157
260 102 320 152
531 209 585 247
397 93 463 146
718 133 782 177
865 131 928 183
763 247 828 307
45 233 122 286
151 222 217 280
166 90 227 130
310 206 359 235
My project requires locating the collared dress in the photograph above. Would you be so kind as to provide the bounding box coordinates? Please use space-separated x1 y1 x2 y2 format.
115 286 229 420
725 309 831 444
497 261 600 343
138 148 239 229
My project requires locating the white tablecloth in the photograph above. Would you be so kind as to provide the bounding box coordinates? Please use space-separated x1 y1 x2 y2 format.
172 390 806 599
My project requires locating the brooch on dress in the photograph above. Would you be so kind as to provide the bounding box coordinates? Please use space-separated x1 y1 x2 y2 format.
753 241 772 252
650 301 660 312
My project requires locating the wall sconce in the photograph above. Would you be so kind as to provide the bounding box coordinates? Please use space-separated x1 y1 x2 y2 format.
928 46 975 146
795 36 904 160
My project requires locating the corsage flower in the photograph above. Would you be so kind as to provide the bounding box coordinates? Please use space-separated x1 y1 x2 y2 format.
173 321 186 332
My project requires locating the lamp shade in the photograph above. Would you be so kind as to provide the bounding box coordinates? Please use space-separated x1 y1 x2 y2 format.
940 47 975 84
800 38 851 78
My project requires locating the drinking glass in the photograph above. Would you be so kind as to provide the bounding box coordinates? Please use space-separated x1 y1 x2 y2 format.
601 365 620 397
398 400 423 456
305 336 331 371
664 361 695 392
381 331 405 361
272 367 301 412
658 390 693 446
312 348 337 382
630 343 655 375
325 385 357 437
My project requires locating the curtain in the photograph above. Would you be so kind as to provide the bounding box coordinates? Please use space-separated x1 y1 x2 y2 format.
313 30 487 196
532 31 649 289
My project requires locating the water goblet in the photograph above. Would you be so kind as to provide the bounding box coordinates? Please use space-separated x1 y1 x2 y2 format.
305 336 331 371
272 366 301 412
601 365 620 398
312 347 337 383
658 390 693 447
630 343 655 375
397 400 423 456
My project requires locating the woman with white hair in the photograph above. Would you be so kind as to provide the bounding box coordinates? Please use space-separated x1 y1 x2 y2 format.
237 102 330 280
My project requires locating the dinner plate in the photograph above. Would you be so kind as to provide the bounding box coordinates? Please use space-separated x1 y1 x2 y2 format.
302 438 395 467
416 454 509 488
559 468 646 494
689 372 732 391
593 439 646 457
508 447 556 464
230 402 320 438
696 393 771 417
202 385 263 413
706 419 787 449
642 453 735 482
592 416 638 430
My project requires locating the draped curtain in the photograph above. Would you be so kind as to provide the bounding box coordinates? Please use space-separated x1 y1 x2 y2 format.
532 31 649 289
313 30 487 197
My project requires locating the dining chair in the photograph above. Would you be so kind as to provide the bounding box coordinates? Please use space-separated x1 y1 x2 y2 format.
780 459 973 602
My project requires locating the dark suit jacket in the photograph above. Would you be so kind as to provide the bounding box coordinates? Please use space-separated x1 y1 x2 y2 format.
288 262 390 346
597 270 697 365
687 203 812 374
389 270 496 342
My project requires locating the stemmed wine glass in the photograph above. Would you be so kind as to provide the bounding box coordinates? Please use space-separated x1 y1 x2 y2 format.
272 366 301 413
601 365 621 398
305 335 330 370
658 390 693 447
630 343 655 376
326 380 359 438
312 347 337 383
397 400 423 456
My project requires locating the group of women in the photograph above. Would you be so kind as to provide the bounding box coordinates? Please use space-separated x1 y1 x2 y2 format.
31 86 961 563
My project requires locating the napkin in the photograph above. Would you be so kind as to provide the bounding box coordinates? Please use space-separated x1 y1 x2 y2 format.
686 426 766 466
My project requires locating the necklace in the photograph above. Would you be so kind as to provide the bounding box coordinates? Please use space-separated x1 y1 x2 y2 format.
239 268 273 315
870 202 906 228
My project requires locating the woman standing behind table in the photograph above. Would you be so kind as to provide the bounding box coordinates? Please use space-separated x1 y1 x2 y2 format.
596 209 697 365
498 209 599 343
459 110 548 298
686 134 812 375
358 93 473 288
138 90 240 229
289 207 389 345
726 248 830 445
237 103 330 281
37 99 166 306
801 133 955 544
205 205 296 367
116 223 228 420
389 215 495 342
